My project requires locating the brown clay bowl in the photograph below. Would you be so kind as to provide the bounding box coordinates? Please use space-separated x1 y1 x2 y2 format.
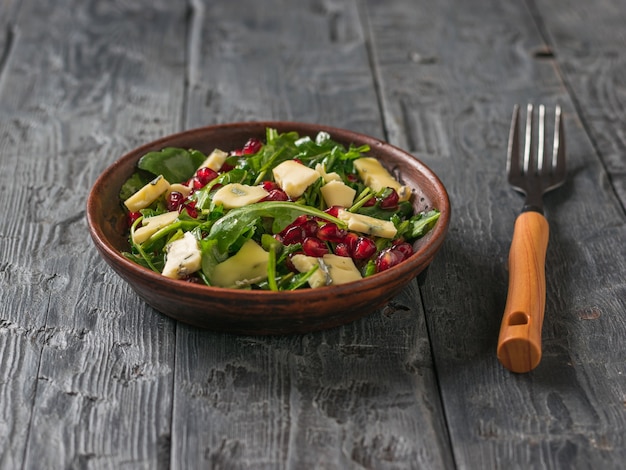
86 122 450 335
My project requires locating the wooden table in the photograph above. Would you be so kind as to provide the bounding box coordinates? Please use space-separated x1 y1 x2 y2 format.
1 0 624 468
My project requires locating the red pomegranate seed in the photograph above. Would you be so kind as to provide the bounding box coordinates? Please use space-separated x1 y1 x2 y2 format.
346 174 358 183
292 215 309 227
302 220 319 238
379 188 399 209
196 167 218 186
342 232 359 252
324 206 341 217
334 243 351 257
127 211 142 227
180 200 198 218
376 249 404 272
167 191 185 211
282 226 305 245
352 237 377 260
219 161 235 172
317 223 346 243
242 138 263 155
262 181 280 191
262 189 289 202
393 242 413 259
363 196 376 207
302 237 329 257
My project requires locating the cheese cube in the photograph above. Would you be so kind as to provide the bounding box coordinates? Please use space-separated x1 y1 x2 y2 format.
272 160 321 199
212 183 269 209
337 209 397 239
199 149 229 172
320 180 356 208
315 163 342 183
124 175 170 212
291 254 329 288
162 232 202 279
322 254 362 285
353 157 411 202
132 211 179 244
211 240 269 287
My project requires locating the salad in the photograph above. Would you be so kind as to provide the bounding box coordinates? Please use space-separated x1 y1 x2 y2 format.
119 129 440 290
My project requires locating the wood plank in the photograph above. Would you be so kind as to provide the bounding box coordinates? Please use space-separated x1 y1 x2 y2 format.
171 1 453 468
364 0 626 468
0 0 187 467
532 0 626 209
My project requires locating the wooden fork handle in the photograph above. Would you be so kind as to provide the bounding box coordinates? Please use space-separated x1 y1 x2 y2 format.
497 211 549 373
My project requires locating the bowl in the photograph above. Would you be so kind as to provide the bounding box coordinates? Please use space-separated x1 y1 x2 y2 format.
86 122 450 335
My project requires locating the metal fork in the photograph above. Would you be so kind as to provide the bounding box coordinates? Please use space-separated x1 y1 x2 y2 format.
497 104 566 373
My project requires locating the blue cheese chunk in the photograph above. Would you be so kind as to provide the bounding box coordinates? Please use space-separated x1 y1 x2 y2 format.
353 157 411 202
124 175 171 212
162 232 202 279
272 160 321 199
337 209 397 239
213 183 269 209
199 149 229 172
211 240 269 287
132 211 179 244
320 180 356 208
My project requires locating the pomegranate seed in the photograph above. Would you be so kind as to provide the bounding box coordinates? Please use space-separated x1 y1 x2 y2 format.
363 196 376 207
167 191 185 211
219 161 235 172
292 215 309 227
346 174 358 183
324 206 341 217
230 149 244 156
352 237 377 260
127 211 142 227
302 220 319 238
393 242 413 259
282 226 305 245
376 249 404 272
196 167 218 186
334 243 351 257
342 232 359 252
317 223 346 242
180 200 198 218
242 138 263 155
262 188 289 202
379 188 399 209
302 237 329 257
262 181 280 191
191 177 204 190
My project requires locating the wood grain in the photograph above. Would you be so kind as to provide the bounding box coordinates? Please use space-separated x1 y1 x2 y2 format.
1 0 625 468
172 1 452 468
365 0 626 468
1 0 185 467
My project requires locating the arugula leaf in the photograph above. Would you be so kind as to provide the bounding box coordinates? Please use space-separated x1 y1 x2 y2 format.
399 210 441 240
138 147 206 183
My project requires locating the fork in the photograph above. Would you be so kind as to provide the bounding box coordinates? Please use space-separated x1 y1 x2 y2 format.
497 104 566 373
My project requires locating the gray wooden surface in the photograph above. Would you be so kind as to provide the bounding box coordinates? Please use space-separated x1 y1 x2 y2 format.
0 0 624 469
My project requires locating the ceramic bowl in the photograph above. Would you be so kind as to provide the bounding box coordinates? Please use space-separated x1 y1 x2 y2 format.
86 122 450 334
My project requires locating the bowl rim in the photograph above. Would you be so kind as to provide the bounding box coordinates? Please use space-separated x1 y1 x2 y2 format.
86 121 450 304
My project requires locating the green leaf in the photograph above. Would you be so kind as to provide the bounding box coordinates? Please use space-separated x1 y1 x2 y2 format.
138 147 206 183
402 210 441 240
207 201 345 256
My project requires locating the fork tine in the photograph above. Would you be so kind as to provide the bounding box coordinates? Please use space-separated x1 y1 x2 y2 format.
507 104 521 180
523 104 534 175
537 104 546 174
553 105 566 179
